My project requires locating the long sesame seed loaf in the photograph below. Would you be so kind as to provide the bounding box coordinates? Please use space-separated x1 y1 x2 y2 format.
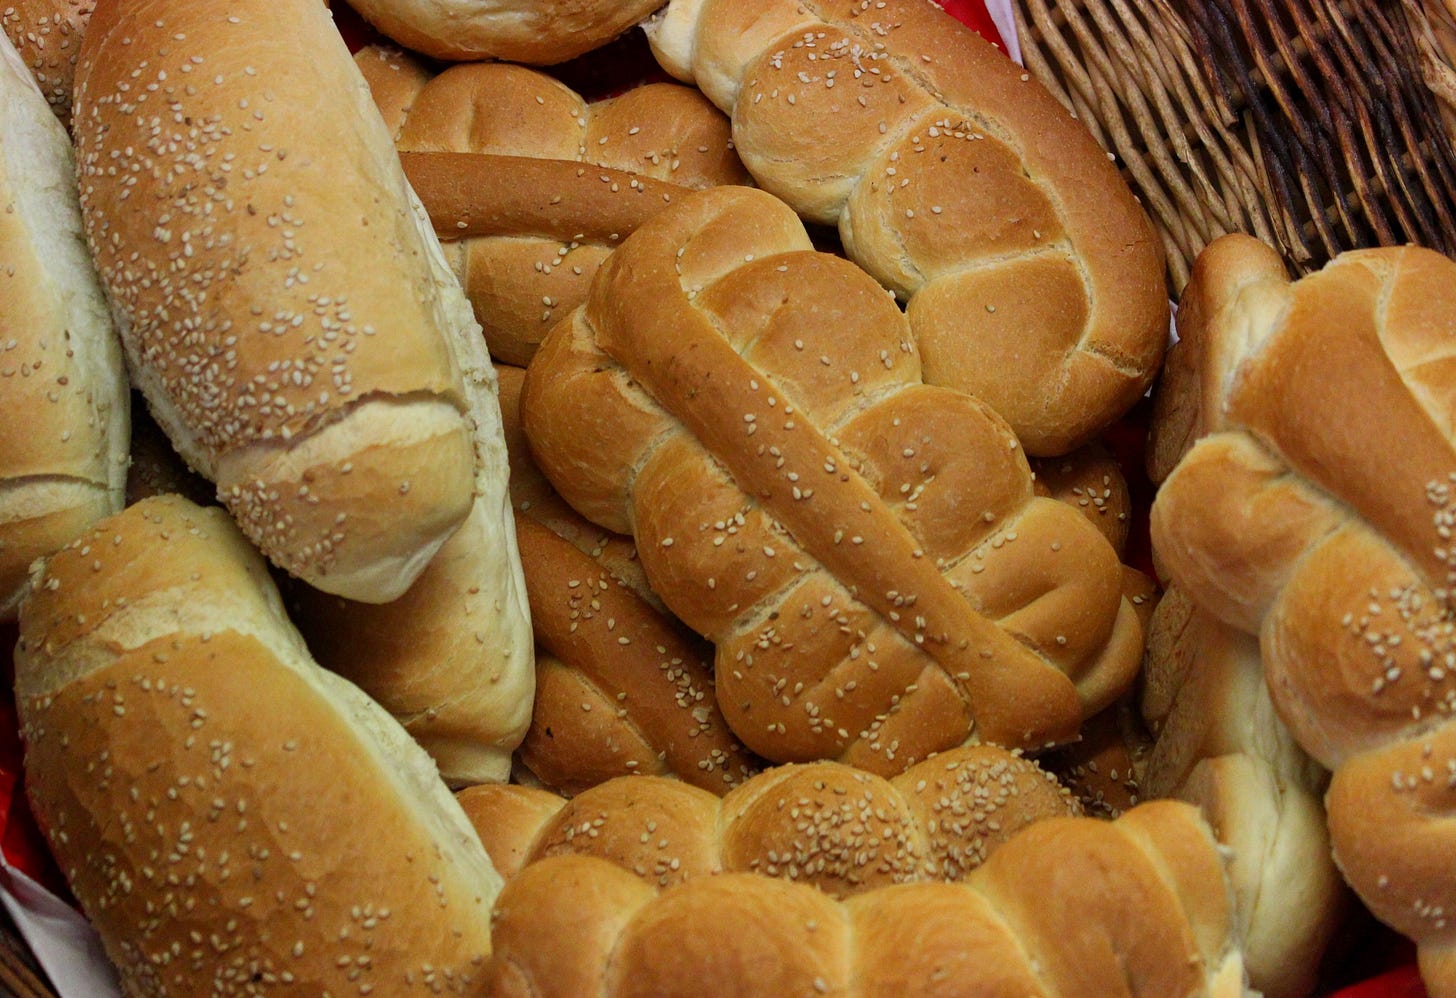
521 184 1144 774
71 0 483 603
0 0 94 129
13 494 502 995
0 27 128 621
482 800 1247 997
455 743 1079 894
1148 233 1456 994
645 0 1170 456
356 48 751 367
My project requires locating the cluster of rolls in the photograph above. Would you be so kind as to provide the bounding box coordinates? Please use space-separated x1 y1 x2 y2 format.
5 0 1450 995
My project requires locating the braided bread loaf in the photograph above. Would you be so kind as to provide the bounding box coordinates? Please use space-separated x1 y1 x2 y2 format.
644 0 1169 456
498 364 763 794
457 744 1077 896
485 799 1247 997
522 185 1143 774
1149 233 1456 992
356 48 750 366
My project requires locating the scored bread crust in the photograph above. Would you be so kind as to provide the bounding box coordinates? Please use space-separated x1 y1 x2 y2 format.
522 185 1143 774
455 743 1078 896
1149 233 1456 993
645 0 1169 456
71 0 480 603
14 495 501 995
0 28 127 621
483 800 1246 997
345 0 665 64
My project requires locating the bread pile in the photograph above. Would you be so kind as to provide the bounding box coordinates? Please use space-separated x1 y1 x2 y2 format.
15 0 1455 993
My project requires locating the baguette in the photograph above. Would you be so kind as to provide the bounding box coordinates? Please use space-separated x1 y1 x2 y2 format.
484 800 1248 997
72 0 482 603
345 0 664 64
522 184 1144 773
0 27 127 621
1148 233 1456 993
644 0 1169 455
13 494 501 994
457 743 1078 893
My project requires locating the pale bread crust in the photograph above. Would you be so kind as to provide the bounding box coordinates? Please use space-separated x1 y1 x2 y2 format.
522 185 1142 773
484 800 1246 997
645 0 1169 455
14 495 502 995
1149 234 1456 985
72 0 480 602
0 28 127 620
345 0 664 64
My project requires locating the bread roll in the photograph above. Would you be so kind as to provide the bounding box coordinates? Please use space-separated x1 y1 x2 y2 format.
1149 233 1456 993
345 0 664 64
72 0 482 603
363 52 750 366
523 185 1144 773
0 0 92 128
1140 586 1345 998
644 0 1169 456
456 743 1078 895
0 27 127 621
497 363 762 794
13 494 501 994
484 800 1247 997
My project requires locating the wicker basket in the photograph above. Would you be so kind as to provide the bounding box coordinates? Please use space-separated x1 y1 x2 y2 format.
1017 0 1456 292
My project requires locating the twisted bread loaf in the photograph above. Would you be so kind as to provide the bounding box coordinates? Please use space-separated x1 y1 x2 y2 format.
1141 586 1345 998
357 50 750 366
485 799 1248 997
1149 233 1456 992
644 0 1169 455
457 743 1077 896
0 28 127 620
522 185 1143 774
498 364 762 794
73 0 483 603
14 495 501 994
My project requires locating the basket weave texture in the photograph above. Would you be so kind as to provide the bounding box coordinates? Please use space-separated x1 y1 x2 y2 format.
1017 0 1456 291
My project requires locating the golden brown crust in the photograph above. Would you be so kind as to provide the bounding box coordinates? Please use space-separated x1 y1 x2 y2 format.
646 0 1170 455
1149 234 1456 989
523 185 1141 773
483 800 1244 997
1032 442 1132 557
1 0 93 128
73 0 479 601
15 496 501 995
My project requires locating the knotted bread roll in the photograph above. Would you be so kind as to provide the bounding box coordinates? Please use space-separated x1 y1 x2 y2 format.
484 799 1247 997
0 27 127 621
1149 233 1456 993
645 0 1170 455
523 185 1144 774
72 0 484 603
457 743 1077 894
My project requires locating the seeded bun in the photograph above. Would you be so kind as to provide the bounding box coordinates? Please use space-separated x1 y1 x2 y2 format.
14 494 501 994
0 0 93 128
345 0 665 64
0 28 127 621
72 0 482 603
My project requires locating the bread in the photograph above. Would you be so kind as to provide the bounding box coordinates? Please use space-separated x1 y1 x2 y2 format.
13 494 501 994
498 365 763 795
484 799 1248 997
522 184 1144 773
345 0 664 64
1140 586 1345 998
72 0 482 603
644 0 1170 456
1148 233 1456 992
0 0 93 128
0 27 127 621
361 52 750 366
456 743 1078 896
1032 441 1133 557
